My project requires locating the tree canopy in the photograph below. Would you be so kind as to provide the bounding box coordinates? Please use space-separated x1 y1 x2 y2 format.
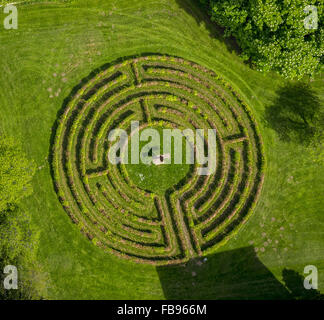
202 0 323 79
0 136 35 213
0 135 46 299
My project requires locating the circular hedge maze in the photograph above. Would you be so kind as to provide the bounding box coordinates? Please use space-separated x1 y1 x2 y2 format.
51 55 265 265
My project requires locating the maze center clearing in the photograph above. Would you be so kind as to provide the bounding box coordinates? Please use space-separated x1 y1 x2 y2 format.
125 126 191 195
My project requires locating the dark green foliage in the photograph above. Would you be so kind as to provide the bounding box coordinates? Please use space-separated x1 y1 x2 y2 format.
203 0 324 79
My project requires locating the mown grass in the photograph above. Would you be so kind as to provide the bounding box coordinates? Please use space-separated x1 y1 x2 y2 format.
0 0 323 299
125 126 191 195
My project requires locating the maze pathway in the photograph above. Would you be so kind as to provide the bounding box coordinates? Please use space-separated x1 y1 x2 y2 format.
51 55 265 265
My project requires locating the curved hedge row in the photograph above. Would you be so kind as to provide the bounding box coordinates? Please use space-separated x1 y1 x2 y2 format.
51 55 265 265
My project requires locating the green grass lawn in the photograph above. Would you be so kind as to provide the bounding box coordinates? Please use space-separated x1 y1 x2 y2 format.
0 0 323 299
125 126 191 194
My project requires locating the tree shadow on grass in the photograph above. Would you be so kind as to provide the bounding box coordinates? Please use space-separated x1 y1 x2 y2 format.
174 0 241 55
157 247 324 299
157 246 291 300
282 268 324 300
264 83 323 145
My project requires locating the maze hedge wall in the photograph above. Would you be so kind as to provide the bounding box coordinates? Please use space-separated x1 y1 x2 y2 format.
51 55 265 265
